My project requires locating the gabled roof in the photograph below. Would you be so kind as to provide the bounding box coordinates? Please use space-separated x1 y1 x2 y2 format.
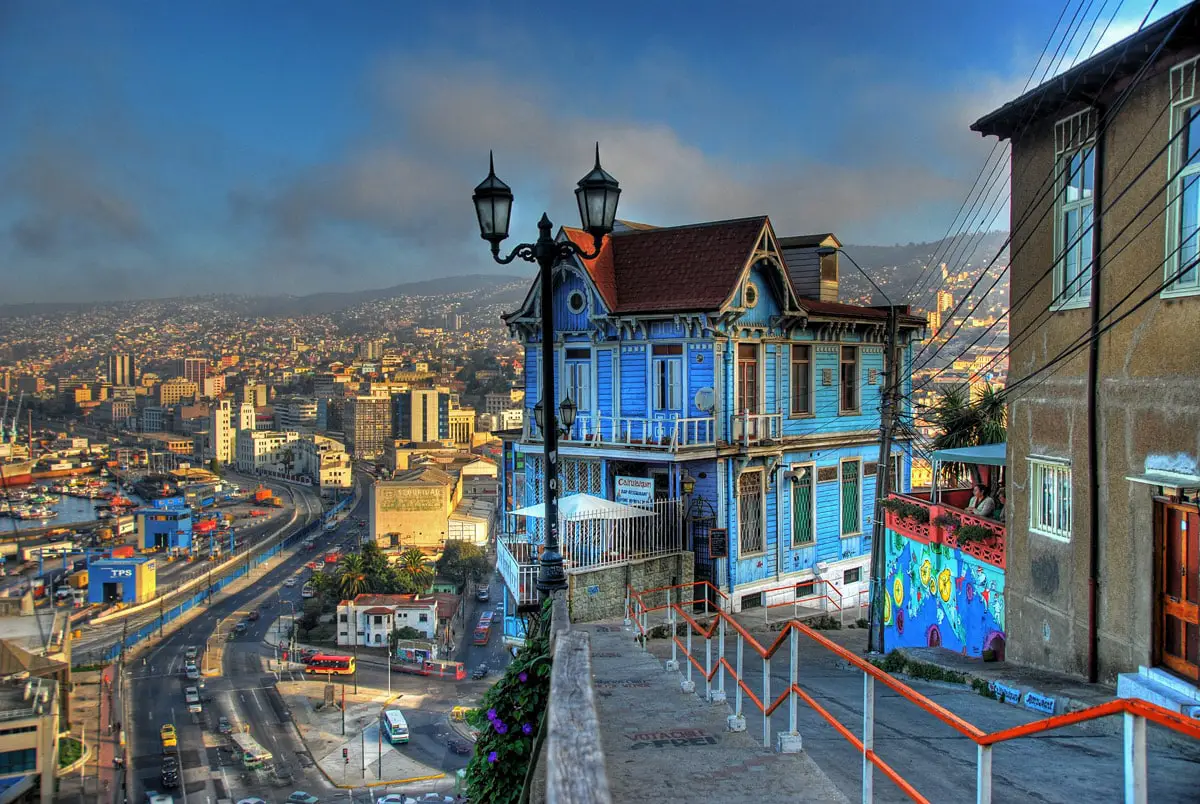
778 233 840 249
563 216 769 314
973 4 1200 139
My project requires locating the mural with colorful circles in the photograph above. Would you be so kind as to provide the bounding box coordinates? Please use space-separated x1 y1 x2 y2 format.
883 529 1006 659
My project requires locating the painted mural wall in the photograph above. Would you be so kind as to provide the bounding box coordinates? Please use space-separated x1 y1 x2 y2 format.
883 529 1005 658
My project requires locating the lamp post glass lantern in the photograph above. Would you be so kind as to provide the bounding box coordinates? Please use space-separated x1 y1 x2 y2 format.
473 145 621 594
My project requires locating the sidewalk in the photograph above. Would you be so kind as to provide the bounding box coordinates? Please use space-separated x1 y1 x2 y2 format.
53 665 122 804
582 620 847 803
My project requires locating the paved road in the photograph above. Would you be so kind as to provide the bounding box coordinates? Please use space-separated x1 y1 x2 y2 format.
648 621 1200 804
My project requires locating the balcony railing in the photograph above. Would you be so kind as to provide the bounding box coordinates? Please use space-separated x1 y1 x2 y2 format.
525 414 716 451
497 537 541 608
731 411 783 447
884 491 1006 569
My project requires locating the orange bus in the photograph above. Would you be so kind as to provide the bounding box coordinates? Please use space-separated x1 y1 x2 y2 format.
304 654 356 675
472 611 494 646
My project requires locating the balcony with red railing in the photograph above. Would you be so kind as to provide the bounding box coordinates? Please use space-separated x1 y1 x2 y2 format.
884 489 1006 570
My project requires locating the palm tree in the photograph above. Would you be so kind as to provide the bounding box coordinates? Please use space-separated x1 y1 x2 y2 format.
926 384 1006 487
396 547 433 593
338 553 369 599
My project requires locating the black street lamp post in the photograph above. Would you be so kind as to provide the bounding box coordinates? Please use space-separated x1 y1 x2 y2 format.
473 145 621 595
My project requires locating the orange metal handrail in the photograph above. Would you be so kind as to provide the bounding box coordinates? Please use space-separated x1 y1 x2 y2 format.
628 580 1200 803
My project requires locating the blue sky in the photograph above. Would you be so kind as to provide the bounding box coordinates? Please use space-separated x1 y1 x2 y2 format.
0 0 1186 303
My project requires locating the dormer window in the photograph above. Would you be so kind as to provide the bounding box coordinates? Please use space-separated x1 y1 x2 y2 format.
567 290 587 314
744 282 759 308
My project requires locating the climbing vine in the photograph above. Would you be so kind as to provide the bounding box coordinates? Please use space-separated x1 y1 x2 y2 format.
465 599 553 804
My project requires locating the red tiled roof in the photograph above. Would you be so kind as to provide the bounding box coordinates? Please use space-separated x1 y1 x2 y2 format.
564 216 768 314
362 606 394 615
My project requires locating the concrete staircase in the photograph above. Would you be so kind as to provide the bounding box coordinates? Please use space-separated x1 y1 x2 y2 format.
1117 666 1200 718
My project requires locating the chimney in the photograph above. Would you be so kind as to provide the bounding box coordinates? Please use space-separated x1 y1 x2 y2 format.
779 234 840 303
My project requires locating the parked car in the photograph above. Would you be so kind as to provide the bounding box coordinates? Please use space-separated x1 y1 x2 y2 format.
286 793 319 804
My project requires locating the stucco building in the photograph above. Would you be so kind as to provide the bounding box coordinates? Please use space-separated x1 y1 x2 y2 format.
973 5 1200 694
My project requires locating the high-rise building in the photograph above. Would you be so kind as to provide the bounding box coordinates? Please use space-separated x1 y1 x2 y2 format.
344 395 390 459
208 397 235 464
157 378 198 406
936 289 954 313
391 389 450 443
178 358 209 388
203 375 226 399
237 401 256 432
106 353 136 387
358 340 386 361
242 383 268 407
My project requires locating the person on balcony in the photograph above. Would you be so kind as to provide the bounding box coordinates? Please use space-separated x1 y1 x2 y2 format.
992 488 1006 521
965 484 995 518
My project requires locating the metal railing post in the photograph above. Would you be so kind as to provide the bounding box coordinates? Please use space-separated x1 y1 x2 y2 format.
686 627 693 687
762 655 771 748
1124 712 1147 804
718 615 727 695
789 628 798 736
862 674 875 804
705 626 712 701
976 744 993 804
670 597 678 668
641 606 648 651
735 632 744 718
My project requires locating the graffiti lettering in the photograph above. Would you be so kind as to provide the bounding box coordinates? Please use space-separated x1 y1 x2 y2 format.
989 682 1020 705
625 728 708 742
630 736 719 750
1023 691 1057 715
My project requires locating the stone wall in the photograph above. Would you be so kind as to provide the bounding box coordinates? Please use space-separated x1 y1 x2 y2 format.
565 552 694 623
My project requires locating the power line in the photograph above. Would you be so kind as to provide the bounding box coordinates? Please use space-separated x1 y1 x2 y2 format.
907 6 1185 377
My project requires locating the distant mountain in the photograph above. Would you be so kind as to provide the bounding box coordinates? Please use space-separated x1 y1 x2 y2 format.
837 231 1009 306
0 273 532 319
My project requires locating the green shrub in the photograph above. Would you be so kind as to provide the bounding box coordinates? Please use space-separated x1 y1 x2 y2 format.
878 498 930 524
58 737 83 768
465 599 552 804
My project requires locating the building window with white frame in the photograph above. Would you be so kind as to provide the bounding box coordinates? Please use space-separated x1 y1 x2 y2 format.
790 465 815 546
737 470 765 555
1053 110 1096 308
1166 56 1200 295
564 348 591 413
652 344 683 412
840 459 861 536
1030 458 1072 540
790 345 812 416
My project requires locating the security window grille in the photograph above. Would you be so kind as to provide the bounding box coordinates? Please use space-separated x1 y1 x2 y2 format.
1030 459 1072 541
840 460 861 536
791 466 815 546
839 347 859 413
790 345 812 415
738 471 765 555
737 344 758 414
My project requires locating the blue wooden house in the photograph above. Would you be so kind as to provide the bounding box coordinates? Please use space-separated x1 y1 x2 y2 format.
495 215 925 636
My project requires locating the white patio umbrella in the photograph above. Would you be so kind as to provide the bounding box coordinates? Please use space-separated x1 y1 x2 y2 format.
510 492 655 521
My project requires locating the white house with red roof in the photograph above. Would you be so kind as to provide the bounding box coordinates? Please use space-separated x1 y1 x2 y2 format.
336 593 439 648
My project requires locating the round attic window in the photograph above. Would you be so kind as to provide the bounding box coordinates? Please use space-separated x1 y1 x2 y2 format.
744 282 759 308
567 290 587 314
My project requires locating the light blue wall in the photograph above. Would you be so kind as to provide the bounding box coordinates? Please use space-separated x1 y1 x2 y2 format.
619 345 648 417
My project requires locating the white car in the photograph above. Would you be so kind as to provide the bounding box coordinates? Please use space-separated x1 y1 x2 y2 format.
283 577 298 588
185 686 201 713
235 799 268 804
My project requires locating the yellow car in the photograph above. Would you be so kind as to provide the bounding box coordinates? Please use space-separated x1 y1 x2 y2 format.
160 724 177 748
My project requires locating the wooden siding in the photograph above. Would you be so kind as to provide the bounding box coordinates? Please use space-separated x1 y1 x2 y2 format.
686 344 714 418
619 345 648 417
553 269 594 332
526 346 540 406
737 264 783 327
597 349 614 420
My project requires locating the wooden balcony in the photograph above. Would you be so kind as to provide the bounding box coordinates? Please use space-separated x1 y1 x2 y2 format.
731 411 783 448
884 490 1006 569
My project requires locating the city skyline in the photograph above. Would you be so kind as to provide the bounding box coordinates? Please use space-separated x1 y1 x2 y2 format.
1 0 1180 303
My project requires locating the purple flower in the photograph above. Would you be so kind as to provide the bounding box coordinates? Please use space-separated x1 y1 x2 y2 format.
494 722 508 735
487 751 498 764
518 672 528 683
522 723 533 735
486 708 498 722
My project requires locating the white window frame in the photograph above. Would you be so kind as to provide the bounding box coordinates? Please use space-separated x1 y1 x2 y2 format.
790 463 816 547
564 348 592 412
1029 456 1072 542
1164 55 1200 298
839 457 863 537
652 353 683 412
1052 109 1097 310
789 344 814 417
737 468 766 556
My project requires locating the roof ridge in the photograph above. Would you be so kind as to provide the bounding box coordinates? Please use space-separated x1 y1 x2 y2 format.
609 215 767 238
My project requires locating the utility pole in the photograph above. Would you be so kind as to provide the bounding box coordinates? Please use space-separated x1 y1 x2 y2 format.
867 305 900 655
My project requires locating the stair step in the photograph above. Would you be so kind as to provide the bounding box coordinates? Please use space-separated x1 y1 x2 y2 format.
1118 671 1200 718
1137 665 1200 702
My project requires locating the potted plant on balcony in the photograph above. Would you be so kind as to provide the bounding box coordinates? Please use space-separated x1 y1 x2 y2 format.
953 523 998 545
879 498 930 527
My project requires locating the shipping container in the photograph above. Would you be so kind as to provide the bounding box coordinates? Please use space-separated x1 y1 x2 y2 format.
67 571 88 589
110 545 135 559
253 486 272 503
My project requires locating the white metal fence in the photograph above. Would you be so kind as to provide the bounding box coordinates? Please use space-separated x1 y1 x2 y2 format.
562 497 685 571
